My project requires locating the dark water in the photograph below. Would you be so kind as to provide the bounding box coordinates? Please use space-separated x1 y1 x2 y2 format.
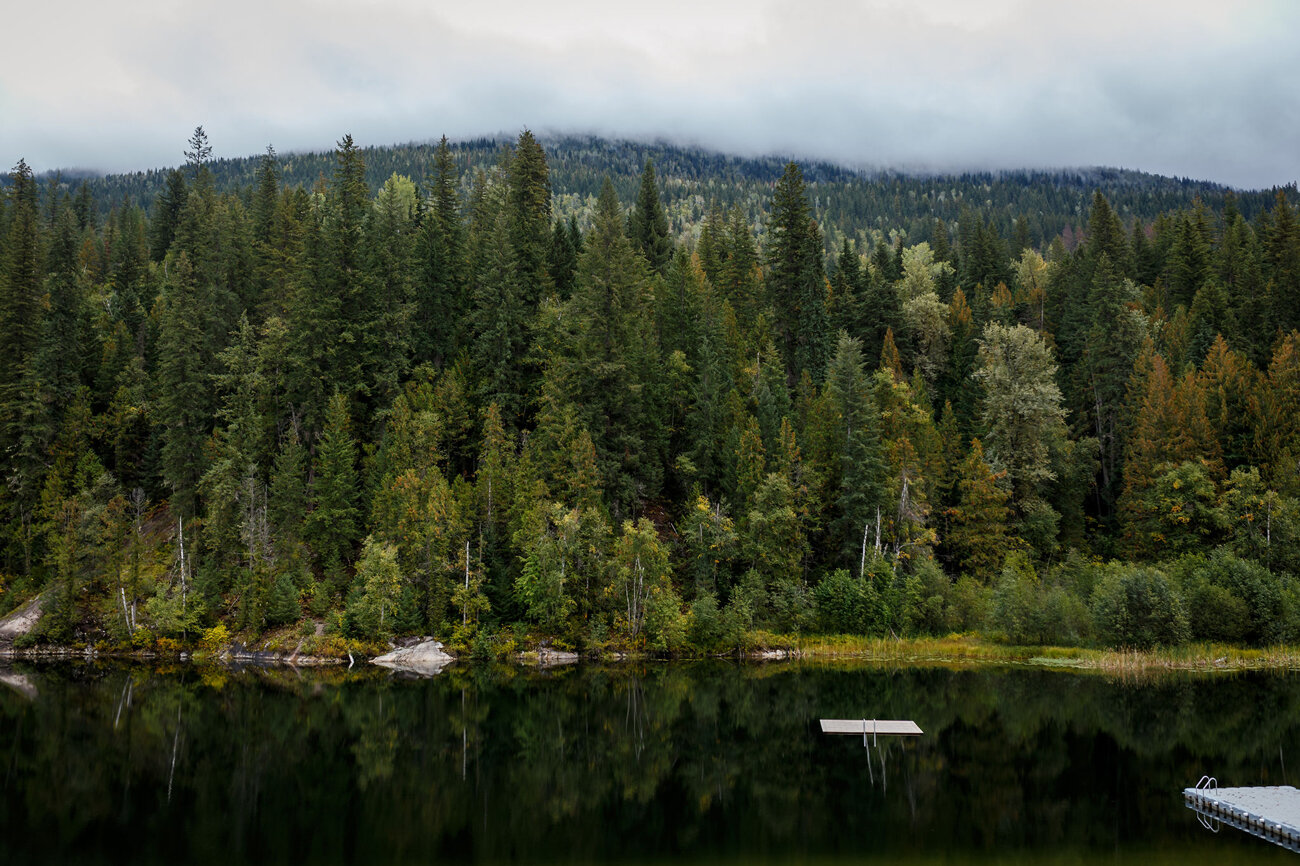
2 660 1298 865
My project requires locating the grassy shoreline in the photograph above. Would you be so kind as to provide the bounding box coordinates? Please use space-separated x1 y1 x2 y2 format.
9 628 1300 675
768 633 1300 673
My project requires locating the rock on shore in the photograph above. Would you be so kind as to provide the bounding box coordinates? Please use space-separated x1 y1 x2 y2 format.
0 596 43 654
372 639 454 676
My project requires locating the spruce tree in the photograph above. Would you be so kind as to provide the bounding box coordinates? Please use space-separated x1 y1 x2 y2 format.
305 393 360 581
831 237 862 336
565 177 665 515
826 333 887 571
943 438 1012 582
1268 190 1300 332
766 162 830 383
155 253 211 520
629 158 672 275
414 135 468 367
767 163 811 375
508 129 552 309
149 169 187 260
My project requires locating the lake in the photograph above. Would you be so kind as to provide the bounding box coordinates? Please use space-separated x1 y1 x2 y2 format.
1 659 1296 864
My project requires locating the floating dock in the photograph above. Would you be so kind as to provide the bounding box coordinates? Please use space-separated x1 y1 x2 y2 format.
1184 779 1300 852
820 719 922 736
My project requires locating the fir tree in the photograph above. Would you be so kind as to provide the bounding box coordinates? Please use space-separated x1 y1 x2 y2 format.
305 393 361 581
414 135 468 367
628 158 672 275
826 333 887 571
508 129 552 309
943 438 1012 582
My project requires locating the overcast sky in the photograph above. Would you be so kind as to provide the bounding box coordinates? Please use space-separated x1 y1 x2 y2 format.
4 0 1297 188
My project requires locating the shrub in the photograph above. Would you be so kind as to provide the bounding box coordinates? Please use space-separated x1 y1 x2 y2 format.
201 623 230 650
813 569 860 635
1090 564 1189 648
947 576 991 632
991 552 1039 644
1169 548 1285 645
644 584 687 651
264 572 302 627
687 591 727 651
992 552 1090 645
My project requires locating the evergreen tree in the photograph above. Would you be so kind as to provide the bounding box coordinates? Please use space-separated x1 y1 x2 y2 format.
414 136 468 367
1 160 43 405
305 393 361 581
154 253 211 520
563 177 665 516
1166 205 1212 309
547 217 579 299
468 167 531 428
943 438 1012 582
1080 253 1144 517
149 169 187 260
508 129 553 309
826 333 887 571
628 158 672 275
1084 191 1130 276
766 162 830 383
830 237 863 336
1268 190 1300 332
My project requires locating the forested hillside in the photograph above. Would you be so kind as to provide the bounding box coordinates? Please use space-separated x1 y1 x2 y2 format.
24 134 1288 259
3 127 1300 654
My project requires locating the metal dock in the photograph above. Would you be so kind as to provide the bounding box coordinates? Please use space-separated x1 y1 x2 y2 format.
1184 777 1300 852
820 719 922 736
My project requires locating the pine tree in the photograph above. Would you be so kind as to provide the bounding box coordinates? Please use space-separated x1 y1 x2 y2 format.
149 169 187 260
766 162 830 383
367 172 418 406
696 201 727 288
547 217 579 299
943 438 1012 582
268 423 309 566
154 253 211 520
305 393 361 581
831 237 862 336
628 158 672 275
467 167 529 428
508 129 552 309
564 177 665 516
1167 205 1212 309
826 334 887 571
1080 253 1144 516
1084 191 1130 276
183 125 213 171
1 159 43 413
1268 190 1300 332
414 136 468 367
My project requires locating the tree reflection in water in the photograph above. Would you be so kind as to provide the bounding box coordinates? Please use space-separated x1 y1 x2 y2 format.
0 660 1296 864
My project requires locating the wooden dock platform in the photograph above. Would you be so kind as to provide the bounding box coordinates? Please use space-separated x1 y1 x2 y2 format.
1184 783 1300 852
820 719 922 736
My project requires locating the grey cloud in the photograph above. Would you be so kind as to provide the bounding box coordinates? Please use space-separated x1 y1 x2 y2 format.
3 0 1296 188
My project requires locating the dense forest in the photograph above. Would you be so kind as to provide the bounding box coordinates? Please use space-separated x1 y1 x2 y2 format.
3 127 1300 654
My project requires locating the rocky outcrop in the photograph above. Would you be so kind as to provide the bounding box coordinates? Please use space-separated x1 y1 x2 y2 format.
535 647 580 666
0 596 42 654
372 639 454 676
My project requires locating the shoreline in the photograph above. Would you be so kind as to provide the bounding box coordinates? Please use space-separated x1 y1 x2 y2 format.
6 633 1300 675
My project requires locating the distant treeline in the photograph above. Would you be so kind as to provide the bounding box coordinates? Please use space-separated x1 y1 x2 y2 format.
2 127 1300 654
14 133 1293 255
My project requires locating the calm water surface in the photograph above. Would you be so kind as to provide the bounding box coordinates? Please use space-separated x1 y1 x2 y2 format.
2 660 1297 864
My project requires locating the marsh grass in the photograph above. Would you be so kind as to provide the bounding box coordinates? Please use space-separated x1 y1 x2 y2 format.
756 633 1300 675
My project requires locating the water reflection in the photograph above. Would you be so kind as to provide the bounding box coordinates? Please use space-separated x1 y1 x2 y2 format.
1 660 1297 865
